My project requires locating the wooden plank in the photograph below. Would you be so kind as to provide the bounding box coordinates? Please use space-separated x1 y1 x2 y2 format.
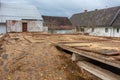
77 61 120 80
113 56 120 61
56 44 120 68
74 47 119 56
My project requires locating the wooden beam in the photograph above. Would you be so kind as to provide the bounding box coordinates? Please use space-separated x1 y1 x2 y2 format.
56 44 120 68
77 61 120 80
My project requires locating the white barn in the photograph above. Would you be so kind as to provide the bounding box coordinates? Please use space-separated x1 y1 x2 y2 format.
0 3 43 33
70 6 120 37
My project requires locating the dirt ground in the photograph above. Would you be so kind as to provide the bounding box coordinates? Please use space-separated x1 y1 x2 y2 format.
0 33 119 80
0 33 90 80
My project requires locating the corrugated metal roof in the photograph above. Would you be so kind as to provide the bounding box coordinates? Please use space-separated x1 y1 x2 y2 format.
0 3 42 23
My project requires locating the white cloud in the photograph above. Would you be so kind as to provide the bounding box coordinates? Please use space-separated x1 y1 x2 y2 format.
1 0 120 17
1 0 29 4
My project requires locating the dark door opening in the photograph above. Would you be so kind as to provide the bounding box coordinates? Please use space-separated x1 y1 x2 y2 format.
22 23 27 32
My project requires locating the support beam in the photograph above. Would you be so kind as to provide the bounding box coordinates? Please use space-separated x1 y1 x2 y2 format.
77 61 120 80
56 44 120 68
71 53 89 61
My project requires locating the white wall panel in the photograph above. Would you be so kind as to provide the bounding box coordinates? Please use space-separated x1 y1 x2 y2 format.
85 27 120 37
28 21 43 32
6 20 43 32
0 24 6 34
55 30 73 34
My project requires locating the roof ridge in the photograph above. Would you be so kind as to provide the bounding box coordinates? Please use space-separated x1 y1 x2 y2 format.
73 6 120 16
42 15 68 18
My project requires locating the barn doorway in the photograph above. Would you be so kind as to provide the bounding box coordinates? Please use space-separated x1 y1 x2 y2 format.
22 23 27 32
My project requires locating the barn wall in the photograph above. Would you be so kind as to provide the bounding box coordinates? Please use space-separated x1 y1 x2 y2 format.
86 27 111 37
27 21 43 32
113 28 120 37
55 30 73 34
6 20 43 32
43 26 48 32
0 23 6 34
85 27 120 37
7 21 22 32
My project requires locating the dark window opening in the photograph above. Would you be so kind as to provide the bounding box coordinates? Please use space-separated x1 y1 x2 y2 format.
80 28 84 32
22 23 27 32
92 28 94 32
105 28 108 33
117 28 119 33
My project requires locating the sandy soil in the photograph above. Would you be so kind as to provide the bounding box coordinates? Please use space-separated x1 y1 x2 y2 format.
0 33 88 80
0 33 119 80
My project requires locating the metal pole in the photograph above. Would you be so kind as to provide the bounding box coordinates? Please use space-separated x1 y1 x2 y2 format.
0 0 1 9
0 0 1 8
0 0 1 13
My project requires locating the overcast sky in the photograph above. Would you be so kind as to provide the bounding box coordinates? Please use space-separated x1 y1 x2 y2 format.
1 0 120 17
